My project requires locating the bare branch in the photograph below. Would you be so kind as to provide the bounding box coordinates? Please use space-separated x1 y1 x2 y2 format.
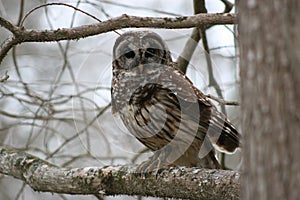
220 0 234 13
176 0 234 73
5 13 236 41
176 28 200 73
0 146 240 200
176 0 207 73
206 94 240 106
0 13 236 65
0 71 9 82
0 17 20 34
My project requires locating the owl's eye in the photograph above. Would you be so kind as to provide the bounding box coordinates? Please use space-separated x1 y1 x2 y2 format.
124 50 135 59
145 48 157 58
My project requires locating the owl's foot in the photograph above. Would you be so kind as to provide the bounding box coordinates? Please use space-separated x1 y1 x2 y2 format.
135 151 175 176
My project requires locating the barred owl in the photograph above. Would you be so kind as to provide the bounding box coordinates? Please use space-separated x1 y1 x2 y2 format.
111 31 240 172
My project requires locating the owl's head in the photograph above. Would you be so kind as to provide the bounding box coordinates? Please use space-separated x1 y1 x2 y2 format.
112 31 172 71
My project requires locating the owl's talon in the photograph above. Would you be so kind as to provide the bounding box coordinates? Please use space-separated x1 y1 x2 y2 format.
135 151 171 178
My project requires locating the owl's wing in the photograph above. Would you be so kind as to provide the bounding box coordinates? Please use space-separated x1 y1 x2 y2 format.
159 65 240 154
111 79 117 115
159 65 211 105
208 107 240 153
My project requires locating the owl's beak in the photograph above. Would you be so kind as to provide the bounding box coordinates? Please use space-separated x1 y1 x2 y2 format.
137 64 144 73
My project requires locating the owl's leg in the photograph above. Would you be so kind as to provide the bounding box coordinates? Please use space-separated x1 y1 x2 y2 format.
135 148 175 175
135 140 198 175
135 139 221 175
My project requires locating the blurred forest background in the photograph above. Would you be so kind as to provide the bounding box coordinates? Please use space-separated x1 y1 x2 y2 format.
0 0 240 199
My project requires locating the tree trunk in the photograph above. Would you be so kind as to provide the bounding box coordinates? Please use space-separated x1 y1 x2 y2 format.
239 1 300 199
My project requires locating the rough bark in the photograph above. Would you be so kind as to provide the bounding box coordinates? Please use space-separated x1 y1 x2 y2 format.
239 0 300 199
0 146 240 199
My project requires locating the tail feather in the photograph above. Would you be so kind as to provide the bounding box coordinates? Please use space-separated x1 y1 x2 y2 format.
207 109 240 153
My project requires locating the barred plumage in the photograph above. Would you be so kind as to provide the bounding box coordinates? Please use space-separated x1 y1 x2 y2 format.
111 31 240 171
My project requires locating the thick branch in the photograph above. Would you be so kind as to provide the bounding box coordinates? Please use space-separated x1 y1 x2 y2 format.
0 13 236 65
0 146 240 199
3 14 236 41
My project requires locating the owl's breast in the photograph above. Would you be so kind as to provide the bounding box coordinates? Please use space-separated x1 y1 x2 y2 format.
111 67 162 112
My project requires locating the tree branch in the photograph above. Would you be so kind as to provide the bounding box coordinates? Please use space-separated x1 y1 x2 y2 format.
0 13 236 65
0 146 240 199
206 94 240 106
0 17 20 34
176 0 207 73
175 0 234 73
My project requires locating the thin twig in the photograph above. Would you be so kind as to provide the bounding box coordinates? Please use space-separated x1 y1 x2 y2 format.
220 0 234 13
206 94 239 106
45 103 111 159
0 71 9 82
